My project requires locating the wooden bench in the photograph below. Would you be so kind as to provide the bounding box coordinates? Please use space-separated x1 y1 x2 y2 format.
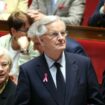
67 25 105 41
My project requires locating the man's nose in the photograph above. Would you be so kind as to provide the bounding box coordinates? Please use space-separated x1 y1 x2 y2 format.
0 66 3 72
57 32 64 39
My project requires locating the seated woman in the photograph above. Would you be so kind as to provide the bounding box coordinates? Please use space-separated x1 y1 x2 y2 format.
0 0 28 20
0 48 16 105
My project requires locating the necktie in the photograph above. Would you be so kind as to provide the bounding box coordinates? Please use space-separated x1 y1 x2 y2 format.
54 62 65 105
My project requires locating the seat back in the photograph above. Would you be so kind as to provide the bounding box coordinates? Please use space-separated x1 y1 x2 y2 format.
82 0 99 26
77 39 105 84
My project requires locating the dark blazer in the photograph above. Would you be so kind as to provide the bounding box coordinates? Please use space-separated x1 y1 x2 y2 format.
88 0 105 27
65 37 86 56
0 79 16 105
15 52 103 105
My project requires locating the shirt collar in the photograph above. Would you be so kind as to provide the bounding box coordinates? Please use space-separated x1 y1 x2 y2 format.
44 51 65 68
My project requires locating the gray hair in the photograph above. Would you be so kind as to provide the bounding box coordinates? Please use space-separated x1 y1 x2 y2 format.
28 16 60 37
0 48 12 70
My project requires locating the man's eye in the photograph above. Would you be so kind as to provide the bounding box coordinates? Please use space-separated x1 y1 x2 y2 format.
1 63 8 67
52 32 58 36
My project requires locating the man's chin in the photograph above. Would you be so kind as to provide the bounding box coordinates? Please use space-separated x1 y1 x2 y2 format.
57 46 66 51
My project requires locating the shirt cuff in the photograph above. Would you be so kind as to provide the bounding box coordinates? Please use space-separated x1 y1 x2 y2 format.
100 6 105 14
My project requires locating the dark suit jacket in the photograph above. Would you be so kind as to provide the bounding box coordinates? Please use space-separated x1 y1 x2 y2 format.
0 79 16 105
88 0 105 27
65 37 86 56
15 52 103 105
101 70 105 104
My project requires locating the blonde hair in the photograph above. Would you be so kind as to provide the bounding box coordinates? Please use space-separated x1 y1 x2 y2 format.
0 48 12 70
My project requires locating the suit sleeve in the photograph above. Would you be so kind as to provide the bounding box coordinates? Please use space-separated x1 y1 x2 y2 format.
88 0 105 27
87 60 104 105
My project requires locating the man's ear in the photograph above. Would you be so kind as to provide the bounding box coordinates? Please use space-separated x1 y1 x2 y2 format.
11 28 16 35
37 37 44 46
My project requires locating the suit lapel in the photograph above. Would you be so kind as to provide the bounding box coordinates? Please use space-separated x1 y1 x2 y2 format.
36 55 60 105
64 53 78 105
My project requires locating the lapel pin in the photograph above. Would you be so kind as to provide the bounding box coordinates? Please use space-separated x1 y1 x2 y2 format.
43 73 48 83
58 3 64 10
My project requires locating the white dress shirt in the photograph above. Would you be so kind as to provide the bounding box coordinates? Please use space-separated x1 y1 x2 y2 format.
44 52 66 87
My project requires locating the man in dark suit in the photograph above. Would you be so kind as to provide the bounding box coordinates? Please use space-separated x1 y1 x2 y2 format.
88 0 105 27
15 16 104 105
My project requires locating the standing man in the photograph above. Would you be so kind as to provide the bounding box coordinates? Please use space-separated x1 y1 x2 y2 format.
15 16 103 105
28 0 86 25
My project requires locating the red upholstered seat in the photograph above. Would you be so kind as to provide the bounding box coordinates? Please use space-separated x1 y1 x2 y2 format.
77 39 105 84
0 31 8 37
82 0 99 26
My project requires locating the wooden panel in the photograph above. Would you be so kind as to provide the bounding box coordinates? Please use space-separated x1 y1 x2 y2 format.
0 20 8 31
67 25 105 41
0 20 105 41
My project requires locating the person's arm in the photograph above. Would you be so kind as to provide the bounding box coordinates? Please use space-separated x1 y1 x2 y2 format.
59 0 86 25
88 0 105 27
86 59 104 104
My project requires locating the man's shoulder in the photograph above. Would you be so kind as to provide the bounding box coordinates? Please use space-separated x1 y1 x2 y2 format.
0 34 11 41
65 52 90 63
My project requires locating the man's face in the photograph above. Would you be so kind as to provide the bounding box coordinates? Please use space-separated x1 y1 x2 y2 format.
41 20 66 54
11 18 30 41
31 36 44 54
0 56 10 85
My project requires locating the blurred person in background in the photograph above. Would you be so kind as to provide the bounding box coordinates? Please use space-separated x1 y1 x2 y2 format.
28 0 86 25
0 0 28 20
0 48 16 105
88 0 105 27
0 11 40 83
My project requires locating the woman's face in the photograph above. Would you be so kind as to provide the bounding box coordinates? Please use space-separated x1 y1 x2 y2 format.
0 56 10 85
